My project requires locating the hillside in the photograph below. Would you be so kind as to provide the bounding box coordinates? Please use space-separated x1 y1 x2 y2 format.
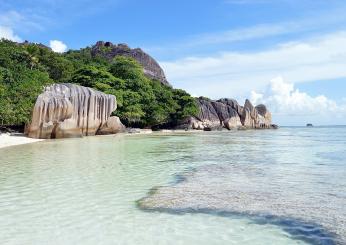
0 39 198 129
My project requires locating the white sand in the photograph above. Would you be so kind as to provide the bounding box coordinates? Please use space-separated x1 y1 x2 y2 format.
0 129 205 149
0 133 44 149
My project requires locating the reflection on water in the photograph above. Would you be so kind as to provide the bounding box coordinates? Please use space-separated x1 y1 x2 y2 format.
0 128 345 244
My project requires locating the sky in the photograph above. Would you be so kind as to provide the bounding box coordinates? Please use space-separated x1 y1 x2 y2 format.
0 0 346 125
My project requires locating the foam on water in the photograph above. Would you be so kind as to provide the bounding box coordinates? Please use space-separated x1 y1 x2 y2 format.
0 127 345 244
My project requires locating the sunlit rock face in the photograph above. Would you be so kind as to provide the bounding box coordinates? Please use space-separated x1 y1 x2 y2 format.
26 83 123 139
193 98 222 130
97 116 126 135
255 104 272 128
189 97 273 130
241 99 259 128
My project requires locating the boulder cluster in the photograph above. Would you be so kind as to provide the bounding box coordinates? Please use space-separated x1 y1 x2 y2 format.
182 97 274 130
26 84 125 139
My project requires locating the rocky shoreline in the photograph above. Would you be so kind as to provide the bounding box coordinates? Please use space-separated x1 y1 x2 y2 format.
176 97 277 131
23 83 277 139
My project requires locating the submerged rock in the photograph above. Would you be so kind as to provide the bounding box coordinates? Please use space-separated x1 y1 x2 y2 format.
138 164 343 244
26 83 124 139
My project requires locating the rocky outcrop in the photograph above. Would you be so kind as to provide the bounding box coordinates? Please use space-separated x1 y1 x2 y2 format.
91 41 170 86
26 83 125 139
255 104 272 128
241 99 259 128
97 116 126 135
186 97 273 130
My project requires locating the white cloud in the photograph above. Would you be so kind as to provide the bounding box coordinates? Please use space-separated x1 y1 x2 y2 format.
148 6 346 59
0 10 43 32
162 31 346 99
251 77 343 115
49 40 67 53
250 77 346 125
0 26 21 42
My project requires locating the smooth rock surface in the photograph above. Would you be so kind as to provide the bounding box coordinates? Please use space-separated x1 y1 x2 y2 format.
97 116 126 135
241 99 258 128
189 97 273 130
256 104 272 128
26 83 118 139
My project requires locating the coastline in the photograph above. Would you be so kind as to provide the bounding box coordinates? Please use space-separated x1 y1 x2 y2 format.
0 127 273 149
0 133 44 149
0 129 197 149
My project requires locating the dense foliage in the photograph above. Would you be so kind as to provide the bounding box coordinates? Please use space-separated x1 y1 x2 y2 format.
0 39 198 128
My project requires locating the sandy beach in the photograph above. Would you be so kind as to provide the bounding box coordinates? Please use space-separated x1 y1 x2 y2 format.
0 133 44 149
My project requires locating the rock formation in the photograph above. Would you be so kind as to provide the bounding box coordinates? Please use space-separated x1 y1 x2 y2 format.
186 97 274 130
255 104 273 128
26 83 125 139
97 116 125 135
91 41 170 86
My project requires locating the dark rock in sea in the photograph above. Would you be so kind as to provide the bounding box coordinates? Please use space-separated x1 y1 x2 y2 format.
26 83 125 139
186 97 273 130
91 41 170 86
307 123 313 127
271 124 279 129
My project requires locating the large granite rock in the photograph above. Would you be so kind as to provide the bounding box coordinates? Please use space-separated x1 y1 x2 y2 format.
188 97 273 130
97 116 126 135
241 99 259 128
194 98 221 129
255 104 273 129
26 83 124 139
91 41 170 86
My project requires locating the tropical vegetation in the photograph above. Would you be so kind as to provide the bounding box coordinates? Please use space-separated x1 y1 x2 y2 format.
0 39 198 128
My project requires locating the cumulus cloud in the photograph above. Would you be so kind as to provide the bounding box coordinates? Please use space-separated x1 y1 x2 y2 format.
49 40 67 53
250 77 346 125
251 77 343 115
0 26 21 42
162 31 346 99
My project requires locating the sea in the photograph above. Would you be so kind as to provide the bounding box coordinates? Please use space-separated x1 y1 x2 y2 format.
0 126 345 244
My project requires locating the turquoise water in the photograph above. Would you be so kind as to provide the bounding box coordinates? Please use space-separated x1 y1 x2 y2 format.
0 127 345 244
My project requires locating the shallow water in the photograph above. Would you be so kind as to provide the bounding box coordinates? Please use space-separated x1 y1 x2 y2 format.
0 127 345 244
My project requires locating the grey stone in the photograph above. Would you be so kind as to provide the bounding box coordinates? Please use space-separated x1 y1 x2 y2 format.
188 97 273 130
26 83 121 139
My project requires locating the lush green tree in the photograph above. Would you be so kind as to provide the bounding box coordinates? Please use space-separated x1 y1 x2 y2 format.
0 41 53 125
171 89 199 122
116 91 145 125
71 65 116 88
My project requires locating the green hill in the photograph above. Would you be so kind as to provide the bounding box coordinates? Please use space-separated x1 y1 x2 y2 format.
0 39 198 128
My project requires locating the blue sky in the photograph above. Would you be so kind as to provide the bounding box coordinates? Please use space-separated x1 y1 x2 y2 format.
1 0 346 125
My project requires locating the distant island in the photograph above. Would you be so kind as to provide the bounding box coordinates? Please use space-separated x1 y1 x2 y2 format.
0 39 276 139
